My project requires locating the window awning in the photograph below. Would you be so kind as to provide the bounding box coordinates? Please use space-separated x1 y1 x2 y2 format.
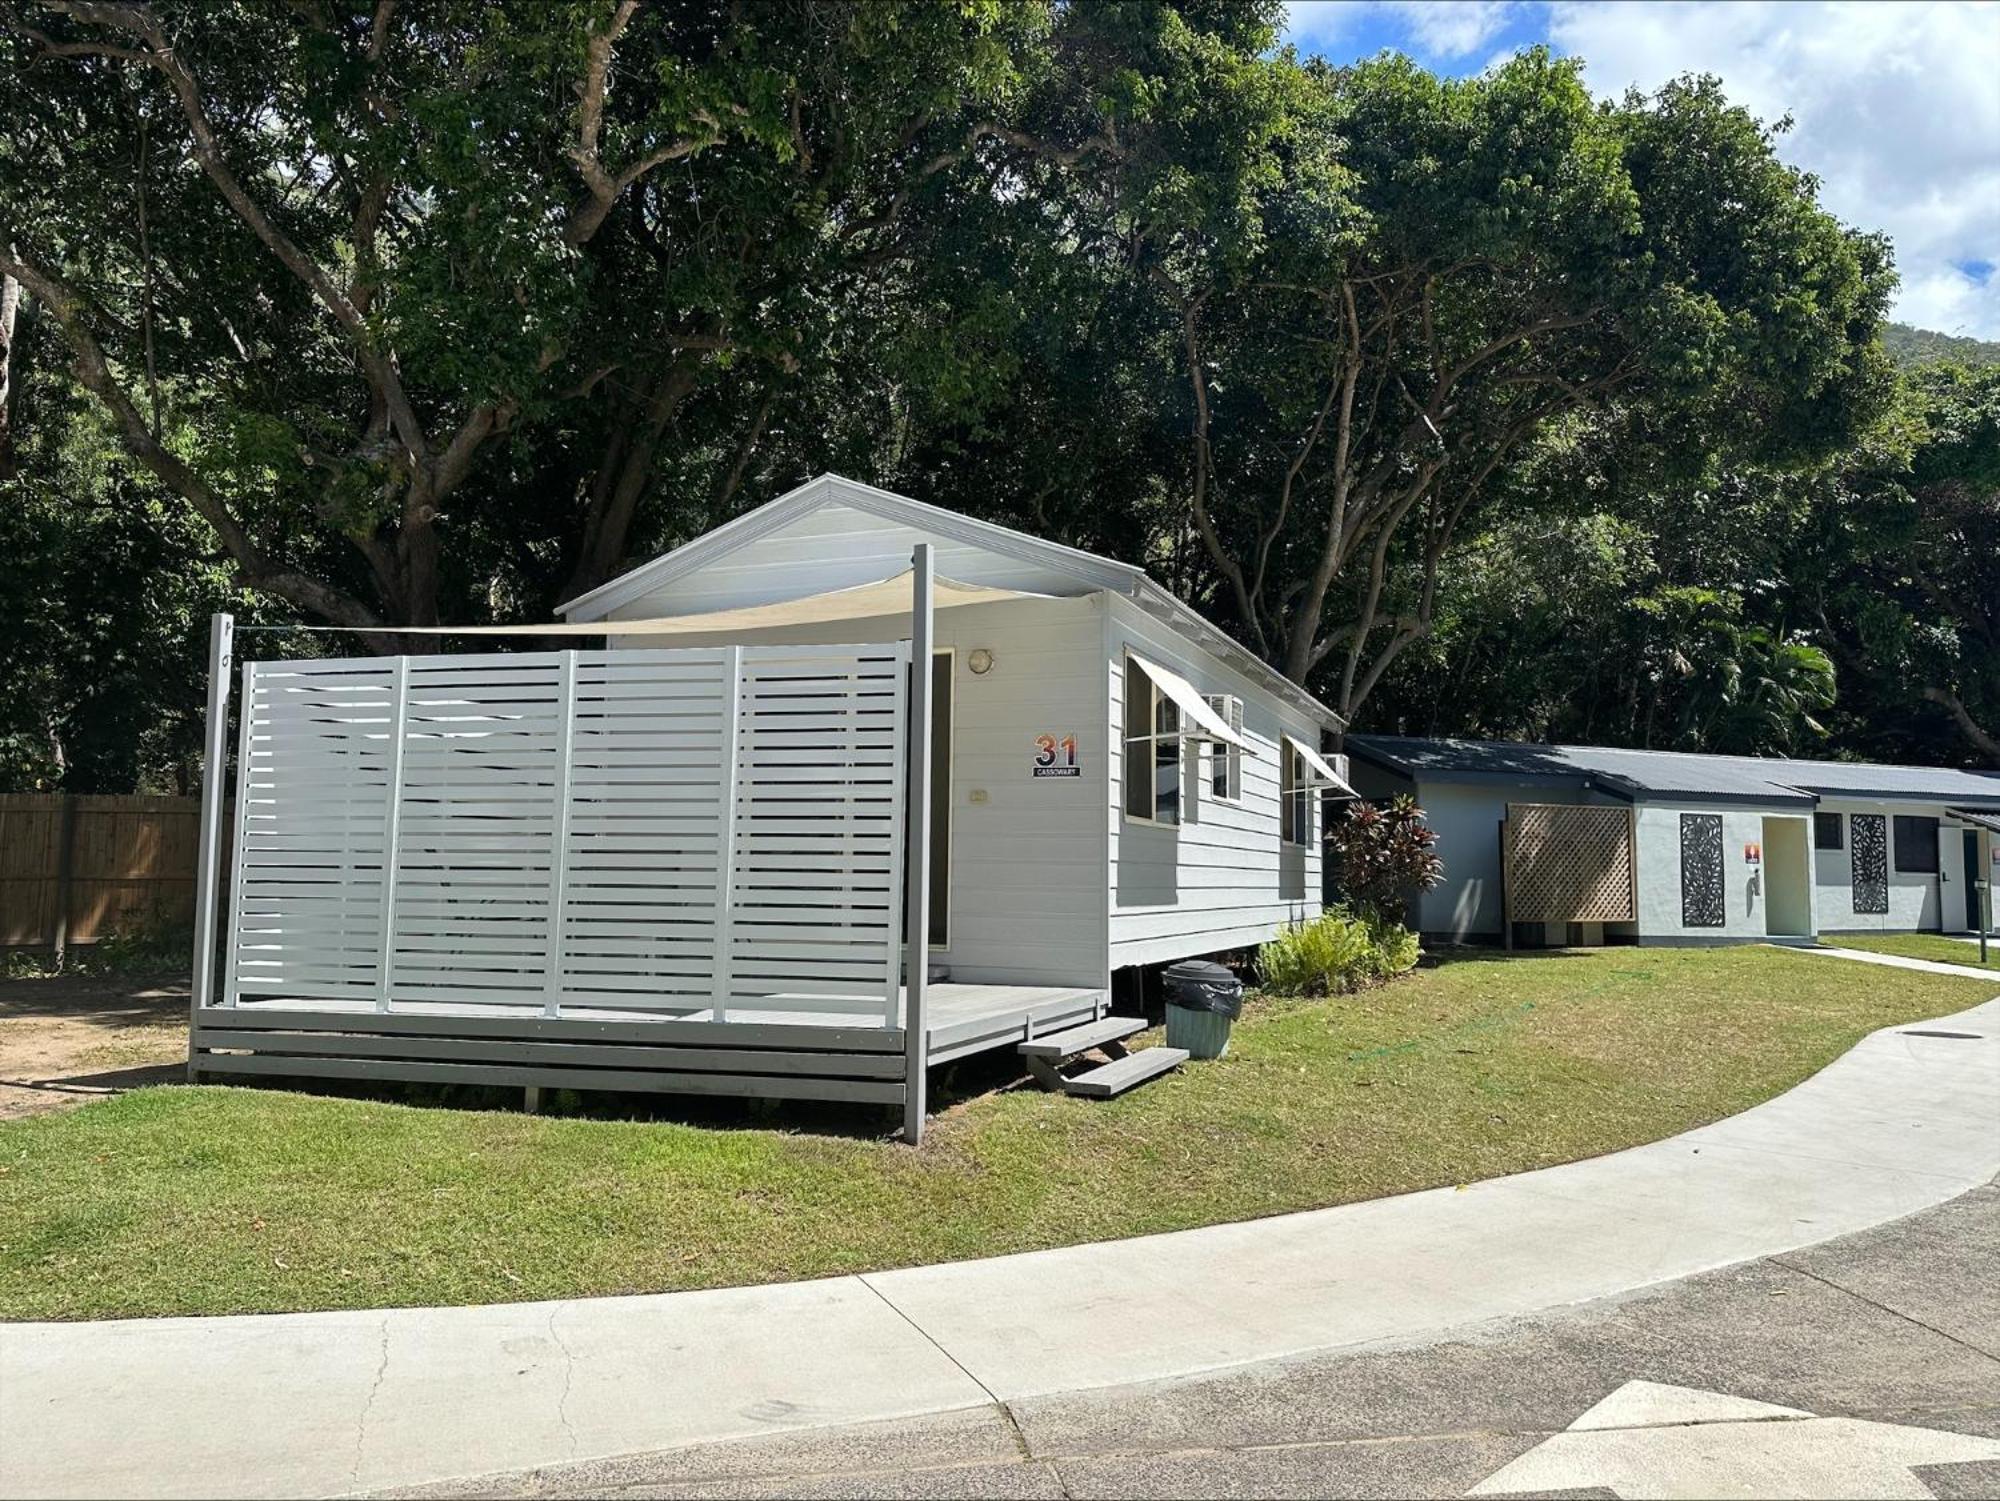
1129 653 1255 752
1285 735 1361 797
1951 808 2000 835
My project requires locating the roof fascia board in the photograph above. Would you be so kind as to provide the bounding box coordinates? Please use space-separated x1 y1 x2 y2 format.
1790 786 2000 810
1637 790 1816 808
1416 766 1622 798
560 473 1144 621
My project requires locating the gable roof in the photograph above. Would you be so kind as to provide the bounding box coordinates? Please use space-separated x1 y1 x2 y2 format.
1347 734 2000 810
560 473 1346 730
558 474 1145 617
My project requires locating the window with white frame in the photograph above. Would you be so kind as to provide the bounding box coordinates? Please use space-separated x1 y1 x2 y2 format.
1205 694 1243 802
1279 739 1314 846
1123 656 1182 825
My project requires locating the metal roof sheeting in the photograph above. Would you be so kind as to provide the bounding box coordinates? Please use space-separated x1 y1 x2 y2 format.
1347 735 2000 810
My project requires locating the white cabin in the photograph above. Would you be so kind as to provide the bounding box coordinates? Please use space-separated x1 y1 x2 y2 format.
560 474 1350 994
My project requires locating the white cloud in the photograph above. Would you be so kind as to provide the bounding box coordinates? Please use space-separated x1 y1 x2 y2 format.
1282 1 1362 52
1283 2 1520 60
1393 1 1519 57
1548 1 2000 339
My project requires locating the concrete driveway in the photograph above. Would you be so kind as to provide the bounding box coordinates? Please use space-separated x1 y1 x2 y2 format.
382 1178 2000 1499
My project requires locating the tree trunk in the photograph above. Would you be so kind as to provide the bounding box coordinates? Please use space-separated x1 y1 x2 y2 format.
0 271 20 478
1923 686 2000 766
565 358 703 600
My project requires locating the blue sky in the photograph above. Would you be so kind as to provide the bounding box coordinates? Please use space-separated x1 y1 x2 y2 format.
1283 2 2000 339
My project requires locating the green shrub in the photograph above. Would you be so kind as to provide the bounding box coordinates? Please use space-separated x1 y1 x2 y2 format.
1257 911 1372 996
4 910 190 979
1257 908 1423 997
1366 914 1421 978
1324 796 1444 923
89 912 191 973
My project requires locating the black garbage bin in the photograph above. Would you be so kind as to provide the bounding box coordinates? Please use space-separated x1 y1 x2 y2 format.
1163 959 1243 1059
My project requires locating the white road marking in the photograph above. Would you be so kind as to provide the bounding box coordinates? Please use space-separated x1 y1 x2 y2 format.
1468 1380 2000 1500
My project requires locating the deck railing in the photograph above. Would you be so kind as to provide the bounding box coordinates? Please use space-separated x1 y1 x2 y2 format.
221 641 910 1026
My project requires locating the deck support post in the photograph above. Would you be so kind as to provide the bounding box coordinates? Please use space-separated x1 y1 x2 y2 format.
188 613 235 1078
902 545 934 1144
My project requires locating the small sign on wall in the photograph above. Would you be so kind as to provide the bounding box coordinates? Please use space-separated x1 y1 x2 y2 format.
1032 733 1079 777
1744 841 1762 866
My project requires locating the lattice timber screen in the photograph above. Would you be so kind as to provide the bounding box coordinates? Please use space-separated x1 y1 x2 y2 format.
224 642 909 1024
1502 803 1637 925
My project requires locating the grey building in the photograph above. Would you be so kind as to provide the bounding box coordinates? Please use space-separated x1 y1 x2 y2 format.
1345 736 2000 947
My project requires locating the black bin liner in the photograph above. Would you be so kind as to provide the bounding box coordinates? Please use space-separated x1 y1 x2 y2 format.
1163 959 1243 1019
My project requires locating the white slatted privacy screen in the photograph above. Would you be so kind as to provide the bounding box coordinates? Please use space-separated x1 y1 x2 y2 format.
226 643 910 1025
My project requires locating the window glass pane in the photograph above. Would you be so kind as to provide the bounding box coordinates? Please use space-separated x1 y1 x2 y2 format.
1123 659 1150 742
1155 694 1180 737
1124 736 1151 819
1280 747 1311 846
1205 695 1233 799
1154 735 1180 825
1892 815 1940 873
1813 811 1843 850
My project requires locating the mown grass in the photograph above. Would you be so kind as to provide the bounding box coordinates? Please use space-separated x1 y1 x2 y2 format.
1823 931 2000 971
1 945 1991 1321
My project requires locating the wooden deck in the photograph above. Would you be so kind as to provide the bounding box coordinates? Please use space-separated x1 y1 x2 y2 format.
919 984 1104 1063
189 982 1107 1109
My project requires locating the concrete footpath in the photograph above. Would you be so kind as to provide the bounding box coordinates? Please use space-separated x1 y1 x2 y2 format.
382 1180 2000 1500
1807 944 2000 981
4 994 1998 1500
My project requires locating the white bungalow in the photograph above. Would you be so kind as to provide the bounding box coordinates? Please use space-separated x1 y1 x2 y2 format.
187 475 1351 1138
557 473 1352 989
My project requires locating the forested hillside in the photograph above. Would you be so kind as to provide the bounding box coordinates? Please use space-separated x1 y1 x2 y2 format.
1881 321 2000 368
1 1 1993 790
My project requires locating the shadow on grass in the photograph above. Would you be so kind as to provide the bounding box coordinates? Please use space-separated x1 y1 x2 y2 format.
195 1028 1079 1141
3 1062 186 1098
197 1067 935 1142
1418 945 1615 969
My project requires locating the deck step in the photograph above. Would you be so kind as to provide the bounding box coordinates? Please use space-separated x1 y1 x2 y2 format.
1061 1047 1189 1099
1019 1015 1148 1060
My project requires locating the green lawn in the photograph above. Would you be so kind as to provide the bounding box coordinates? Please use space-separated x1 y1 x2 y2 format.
1823 932 2000 970
2 946 1992 1322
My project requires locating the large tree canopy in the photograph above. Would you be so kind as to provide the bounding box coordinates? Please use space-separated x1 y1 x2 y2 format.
952 31 1893 718
2 0 1988 792
0 0 1044 636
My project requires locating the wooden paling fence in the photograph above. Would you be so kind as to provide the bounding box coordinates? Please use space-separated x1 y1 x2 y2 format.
0 793 202 950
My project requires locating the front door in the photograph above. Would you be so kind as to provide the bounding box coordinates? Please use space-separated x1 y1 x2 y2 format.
1968 831 1983 931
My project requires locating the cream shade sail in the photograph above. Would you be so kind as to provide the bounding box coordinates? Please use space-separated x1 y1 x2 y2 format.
1284 734 1360 797
256 571 1037 638
1128 652 1255 752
